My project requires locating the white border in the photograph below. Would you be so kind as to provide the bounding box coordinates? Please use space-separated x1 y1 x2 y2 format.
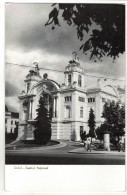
1 0 127 194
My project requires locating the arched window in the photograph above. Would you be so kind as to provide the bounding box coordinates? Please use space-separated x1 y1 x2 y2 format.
80 107 83 118
68 74 71 86
78 75 82 87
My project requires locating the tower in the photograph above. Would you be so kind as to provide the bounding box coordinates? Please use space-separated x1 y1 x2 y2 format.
64 52 85 88
24 62 42 94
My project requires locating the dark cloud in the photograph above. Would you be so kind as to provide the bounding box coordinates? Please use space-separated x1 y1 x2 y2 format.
5 81 20 97
5 3 125 113
6 3 91 60
7 21 83 58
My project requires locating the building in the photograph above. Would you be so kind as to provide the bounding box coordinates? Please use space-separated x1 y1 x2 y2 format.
17 55 124 141
5 106 19 133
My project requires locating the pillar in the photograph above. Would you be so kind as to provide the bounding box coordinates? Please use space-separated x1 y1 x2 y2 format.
29 100 33 119
104 132 110 151
31 101 33 119
53 97 56 117
55 96 58 117
56 94 60 118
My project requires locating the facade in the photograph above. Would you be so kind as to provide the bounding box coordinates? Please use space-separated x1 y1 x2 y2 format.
17 55 124 141
5 106 19 133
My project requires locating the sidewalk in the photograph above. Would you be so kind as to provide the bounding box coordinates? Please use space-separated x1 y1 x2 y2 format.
69 148 125 155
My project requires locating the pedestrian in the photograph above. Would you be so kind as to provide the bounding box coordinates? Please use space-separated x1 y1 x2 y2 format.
87 138 91 152
84 139 87 151
118 139 124 152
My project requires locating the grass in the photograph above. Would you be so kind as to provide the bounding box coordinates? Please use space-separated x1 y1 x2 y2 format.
5 140 60 150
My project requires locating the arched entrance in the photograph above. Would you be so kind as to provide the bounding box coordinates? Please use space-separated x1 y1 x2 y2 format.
41 92 53 118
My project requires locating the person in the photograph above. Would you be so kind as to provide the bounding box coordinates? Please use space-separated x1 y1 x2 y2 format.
118 139 124 152
87 138 91 152
84 139 87 151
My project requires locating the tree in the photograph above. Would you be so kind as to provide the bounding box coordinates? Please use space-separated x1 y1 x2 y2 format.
14 121 19 139
45 4 125 61
34 96 52 144
88 108 96 142
80 131 89 142
102 101 125 143
95 123 107 141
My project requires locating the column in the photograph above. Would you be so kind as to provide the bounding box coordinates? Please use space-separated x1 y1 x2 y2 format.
31 101 33 119
29 101 31 119
53 97 56 117
55 96 58 117
29 100 33 119
56 94 60 118
32 99 35 119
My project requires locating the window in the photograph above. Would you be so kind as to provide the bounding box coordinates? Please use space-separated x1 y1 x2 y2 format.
5 119 7 123
65 106 71 118
68 74 71 85
11 120 13 125
65 96 71 102
23 101 28 107
102 98 105 102
80 126 84 136
80 107 83 118
78 75 82 87
78 97 85 102
107 99 111 103
27 83 30 93
15 121 17 125
88 97 95 103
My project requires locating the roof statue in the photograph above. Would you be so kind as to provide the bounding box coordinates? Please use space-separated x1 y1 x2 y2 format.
33 62 40 76
72 51 80 62
69 51 80 66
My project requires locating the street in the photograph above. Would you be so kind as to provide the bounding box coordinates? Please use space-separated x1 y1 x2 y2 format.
6 141 125 165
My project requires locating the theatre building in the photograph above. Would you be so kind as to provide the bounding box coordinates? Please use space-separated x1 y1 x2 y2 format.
17 55 123 141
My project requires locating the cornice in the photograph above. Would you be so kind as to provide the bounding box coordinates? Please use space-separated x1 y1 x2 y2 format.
18 93 36 99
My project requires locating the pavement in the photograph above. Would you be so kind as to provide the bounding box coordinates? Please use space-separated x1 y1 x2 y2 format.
5 140 125 164
6 140 125 155
69 148 125 155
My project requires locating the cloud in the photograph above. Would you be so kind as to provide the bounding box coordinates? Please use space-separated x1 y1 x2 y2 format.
5 3 87 57
5 3 125 112
5 81 19 97
5 96 20 112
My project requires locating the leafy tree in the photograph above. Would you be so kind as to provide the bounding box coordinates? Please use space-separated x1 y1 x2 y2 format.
34 96 52 144
88 108 96 142
95 123 107 141
14 121 19 139
45 4 125 61
102 101 125 143
80 131 89 142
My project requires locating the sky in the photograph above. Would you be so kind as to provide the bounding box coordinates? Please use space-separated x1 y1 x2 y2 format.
5 3 125 112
